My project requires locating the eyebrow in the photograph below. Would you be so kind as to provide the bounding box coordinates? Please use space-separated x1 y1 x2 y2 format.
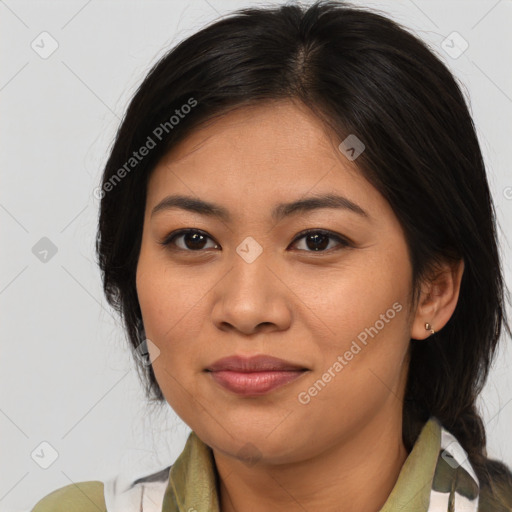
151 193 369 222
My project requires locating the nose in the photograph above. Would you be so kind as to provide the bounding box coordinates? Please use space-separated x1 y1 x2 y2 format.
210 247 292 336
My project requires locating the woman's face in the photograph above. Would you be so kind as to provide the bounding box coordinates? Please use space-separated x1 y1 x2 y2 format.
136 99 418 464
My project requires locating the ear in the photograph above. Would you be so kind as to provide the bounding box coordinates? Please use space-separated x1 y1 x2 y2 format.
410 258 464 340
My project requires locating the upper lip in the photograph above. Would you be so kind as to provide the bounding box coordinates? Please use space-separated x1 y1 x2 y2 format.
206 355 308 372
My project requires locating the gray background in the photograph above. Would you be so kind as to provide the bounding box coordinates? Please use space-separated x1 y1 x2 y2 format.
1 1 511 511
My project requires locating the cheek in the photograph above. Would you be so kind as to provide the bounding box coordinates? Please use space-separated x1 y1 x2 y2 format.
303 252 410 346
294 277 410 442
136 244 197 338
135 247 210 387
136 249 205 422
303 245 412 396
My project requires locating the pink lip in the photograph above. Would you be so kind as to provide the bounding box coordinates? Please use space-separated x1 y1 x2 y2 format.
205 355 309 396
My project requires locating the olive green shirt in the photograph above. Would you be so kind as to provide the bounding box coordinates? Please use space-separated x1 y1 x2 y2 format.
31 417 512 511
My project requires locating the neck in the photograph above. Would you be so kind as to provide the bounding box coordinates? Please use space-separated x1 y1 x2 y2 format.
213 411 408 512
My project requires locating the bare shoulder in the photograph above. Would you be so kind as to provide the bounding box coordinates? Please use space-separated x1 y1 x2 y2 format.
31 481 105 512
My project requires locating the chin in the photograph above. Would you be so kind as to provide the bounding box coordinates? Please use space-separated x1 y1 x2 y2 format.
197 423 313 466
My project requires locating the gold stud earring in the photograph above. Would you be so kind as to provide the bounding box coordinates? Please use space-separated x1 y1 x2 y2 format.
425 322 435 335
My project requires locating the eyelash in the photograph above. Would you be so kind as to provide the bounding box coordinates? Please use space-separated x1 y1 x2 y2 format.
159 228 352 254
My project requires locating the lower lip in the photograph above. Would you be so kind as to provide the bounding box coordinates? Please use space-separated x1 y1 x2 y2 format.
207 370 306 396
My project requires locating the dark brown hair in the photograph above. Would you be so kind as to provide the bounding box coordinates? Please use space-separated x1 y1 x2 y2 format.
96 0 512 494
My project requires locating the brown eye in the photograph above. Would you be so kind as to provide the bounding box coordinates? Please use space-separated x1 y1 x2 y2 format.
160 228 351 254
290 229 351 253
160 229 219 251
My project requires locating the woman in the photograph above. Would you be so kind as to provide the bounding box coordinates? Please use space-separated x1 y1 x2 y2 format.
31 1 512 511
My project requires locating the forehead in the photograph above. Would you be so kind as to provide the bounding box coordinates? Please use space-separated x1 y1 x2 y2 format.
145 100 387 221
